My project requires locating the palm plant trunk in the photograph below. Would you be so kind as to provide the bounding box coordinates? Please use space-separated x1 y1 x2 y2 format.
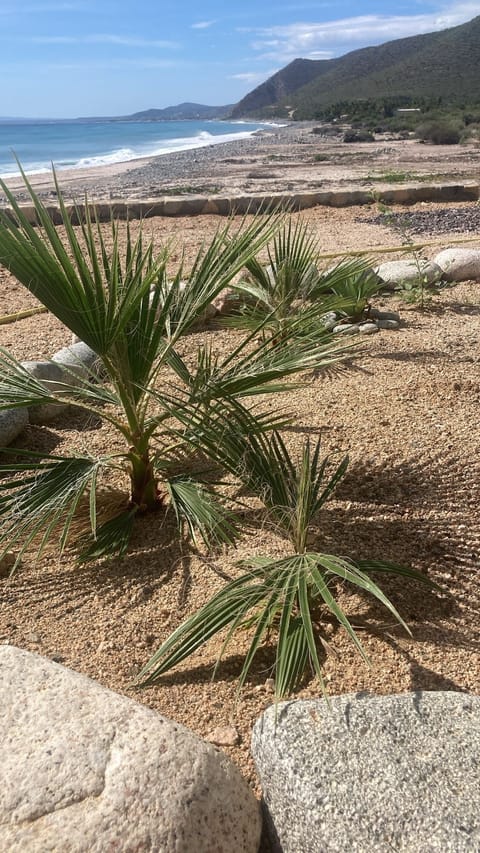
128 444 160 513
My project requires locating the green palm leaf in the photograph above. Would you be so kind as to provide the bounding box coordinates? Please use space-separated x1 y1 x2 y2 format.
0 168 162 355
139 551 435 699
0 347 120 413
79 508 138 562
0 452 104 571
166 476 238 547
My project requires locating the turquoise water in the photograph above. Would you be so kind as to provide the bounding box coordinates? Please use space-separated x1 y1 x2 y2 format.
0 119 267 177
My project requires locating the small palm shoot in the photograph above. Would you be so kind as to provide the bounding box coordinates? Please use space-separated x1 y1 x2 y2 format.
311 260 383 323
223 220 370 341
224 220 384 340
138 433 434 699
0 169 353 567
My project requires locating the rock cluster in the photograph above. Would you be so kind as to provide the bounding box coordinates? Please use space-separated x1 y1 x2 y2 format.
371 205 480 236
329 308 401 336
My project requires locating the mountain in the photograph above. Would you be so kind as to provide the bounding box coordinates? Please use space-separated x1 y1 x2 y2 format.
232 16 480 119
230 60 328 118
121 102 234 121
0 103 234 123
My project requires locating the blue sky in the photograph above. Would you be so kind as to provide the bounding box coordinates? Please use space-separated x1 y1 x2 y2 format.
1 0 479 118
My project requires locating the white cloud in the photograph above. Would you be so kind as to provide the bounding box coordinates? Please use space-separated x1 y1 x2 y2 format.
27 34 179 49
36 58 179 71
0 2 84 12
229 69 279 84
248 1 480 62
191 21 216 30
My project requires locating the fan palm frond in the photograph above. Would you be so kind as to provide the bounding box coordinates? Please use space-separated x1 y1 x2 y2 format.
138 551 435 699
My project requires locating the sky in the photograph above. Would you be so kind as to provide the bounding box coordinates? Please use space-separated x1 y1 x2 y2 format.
1 0 479 118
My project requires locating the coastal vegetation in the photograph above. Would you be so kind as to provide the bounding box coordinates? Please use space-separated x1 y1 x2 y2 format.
0 171 435 698
232 15 480 130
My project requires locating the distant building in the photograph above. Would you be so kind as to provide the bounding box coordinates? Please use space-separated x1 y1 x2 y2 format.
396 108 421 113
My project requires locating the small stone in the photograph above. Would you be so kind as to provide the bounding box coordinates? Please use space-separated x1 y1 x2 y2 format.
358 322 379 335
369 308 401 322
205 725 240 747
333 324 360 335
376 318 400 330
319 311 338 330
25 632 40 644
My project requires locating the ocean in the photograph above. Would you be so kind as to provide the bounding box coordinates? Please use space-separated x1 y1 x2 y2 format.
0 119 268 178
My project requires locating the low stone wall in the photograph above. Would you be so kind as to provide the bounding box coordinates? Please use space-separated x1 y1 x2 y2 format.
4 182 480 224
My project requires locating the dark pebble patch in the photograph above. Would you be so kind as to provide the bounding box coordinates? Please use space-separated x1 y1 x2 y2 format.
358 206 480 236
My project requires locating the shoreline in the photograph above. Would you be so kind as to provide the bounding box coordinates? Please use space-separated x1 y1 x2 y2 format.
1 121 480 208
0 123 299 204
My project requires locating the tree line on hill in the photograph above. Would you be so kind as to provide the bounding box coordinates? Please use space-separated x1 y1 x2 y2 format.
231 14 480 143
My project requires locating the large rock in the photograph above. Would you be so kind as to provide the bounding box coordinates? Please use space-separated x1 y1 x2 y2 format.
375 259 442 289
433 248 480 282
21 346 100 424
21 360 75 424
253 692 480 852
52 341 101 375
1 646 261 853
0 408 28 447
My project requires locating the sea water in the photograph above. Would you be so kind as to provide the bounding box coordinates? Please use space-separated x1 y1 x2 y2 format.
0 119 268 178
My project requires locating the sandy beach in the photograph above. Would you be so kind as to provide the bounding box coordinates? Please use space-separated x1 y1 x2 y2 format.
1 121 479 850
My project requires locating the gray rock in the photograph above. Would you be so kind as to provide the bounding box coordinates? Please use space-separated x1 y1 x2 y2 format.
21 361 73 424
358 322 379 335
332 324 360 335
21 352 99 424
253 692 480 853
52 341 101 375
433 248 480 282
1 645 261 853
369 308 401 322
0 408 28 447
375 318 400 330
375 259 442 290
319 311 338 331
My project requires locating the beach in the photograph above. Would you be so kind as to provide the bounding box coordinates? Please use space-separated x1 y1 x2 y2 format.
3 121 480 205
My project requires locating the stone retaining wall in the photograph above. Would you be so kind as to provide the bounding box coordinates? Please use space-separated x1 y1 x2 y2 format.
4 182 480 224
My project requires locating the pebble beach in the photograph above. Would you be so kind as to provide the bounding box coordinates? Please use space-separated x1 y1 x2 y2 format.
2 120 480 208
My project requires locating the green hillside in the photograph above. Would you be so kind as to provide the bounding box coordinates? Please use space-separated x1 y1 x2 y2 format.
233 16 480 120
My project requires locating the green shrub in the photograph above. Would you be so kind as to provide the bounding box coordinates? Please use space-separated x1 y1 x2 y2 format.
343 130 375 143
415 121 461 144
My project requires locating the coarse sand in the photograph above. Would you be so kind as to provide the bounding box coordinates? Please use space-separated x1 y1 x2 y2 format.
1 130 479 836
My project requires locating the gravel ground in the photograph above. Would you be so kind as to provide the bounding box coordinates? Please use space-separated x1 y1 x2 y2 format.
1 170 480 848
363 205 480 236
